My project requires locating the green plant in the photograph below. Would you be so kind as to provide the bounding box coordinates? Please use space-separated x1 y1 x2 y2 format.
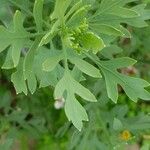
0 0 150 131
0 0 150 149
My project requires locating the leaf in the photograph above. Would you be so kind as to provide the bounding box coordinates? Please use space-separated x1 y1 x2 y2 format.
107 6 139 18
89 0 150 38
23 38 41 94
51 0 72 20
2 48 14 69
33 0 44 32
130 4 150 27
39 30 56 47
39 0 72 47
65 0 82 21
100 45 123 59
125 114 150 130
11 59 27 95
71 66 86 82
66 5 89 28
90 24 124 36
80 32 105 54
69 57 102 78
65 93 88 131
54 72 97 130
0 10 30 67
42 53 63 72
34 47 60 87
97 57 150 103
113 118 123 131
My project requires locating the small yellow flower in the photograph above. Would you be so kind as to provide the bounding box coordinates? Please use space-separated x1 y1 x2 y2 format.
120 130 132 141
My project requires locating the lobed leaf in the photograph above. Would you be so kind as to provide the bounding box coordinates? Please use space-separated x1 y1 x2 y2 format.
11 59 27 95
42 53 63 72
70 57 102 78
54 72 97 130
0 11 30 67
98 57 150 103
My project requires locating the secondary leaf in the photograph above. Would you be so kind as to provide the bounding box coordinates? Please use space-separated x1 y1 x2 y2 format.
113 118 123 131
90 24 124 36
0 10 30 67
51 0 72 20
97 57 150 103
33 0 44 32
89 0 150 38
79 32 105 54
2 48 14 69
23 38 41 94
69 57 102 78
100 45 123 59
54 72 97 130
34 47 61 88
42 52 63 72
66 5 89 29
11 59 27 95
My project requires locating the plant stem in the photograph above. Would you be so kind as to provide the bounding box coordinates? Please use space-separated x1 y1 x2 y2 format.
61 37 68 71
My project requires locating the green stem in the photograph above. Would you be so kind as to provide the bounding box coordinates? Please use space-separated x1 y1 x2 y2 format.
61 37 68 71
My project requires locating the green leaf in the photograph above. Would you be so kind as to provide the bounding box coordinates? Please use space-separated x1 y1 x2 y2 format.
69 57 102 78
42 53 63 72
80 32 105 54
107 6 139 18
2 48 14 69
89 0 150 38
130 4 150 27
11 59 27 95
51 0 72 20
100 45 123 59
0 10 30 67
66 5 89 28
125 114 150 130
90 24 124 36
39 0 72 47
39 31 56 46
65 0 82 21
98 57 150 102
65 93 88 131
34 47 60 87
71 66 86 82
54 72 97 130
113 118 123 131
55 72 97 102
33 0 44 32
23 38 41 94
